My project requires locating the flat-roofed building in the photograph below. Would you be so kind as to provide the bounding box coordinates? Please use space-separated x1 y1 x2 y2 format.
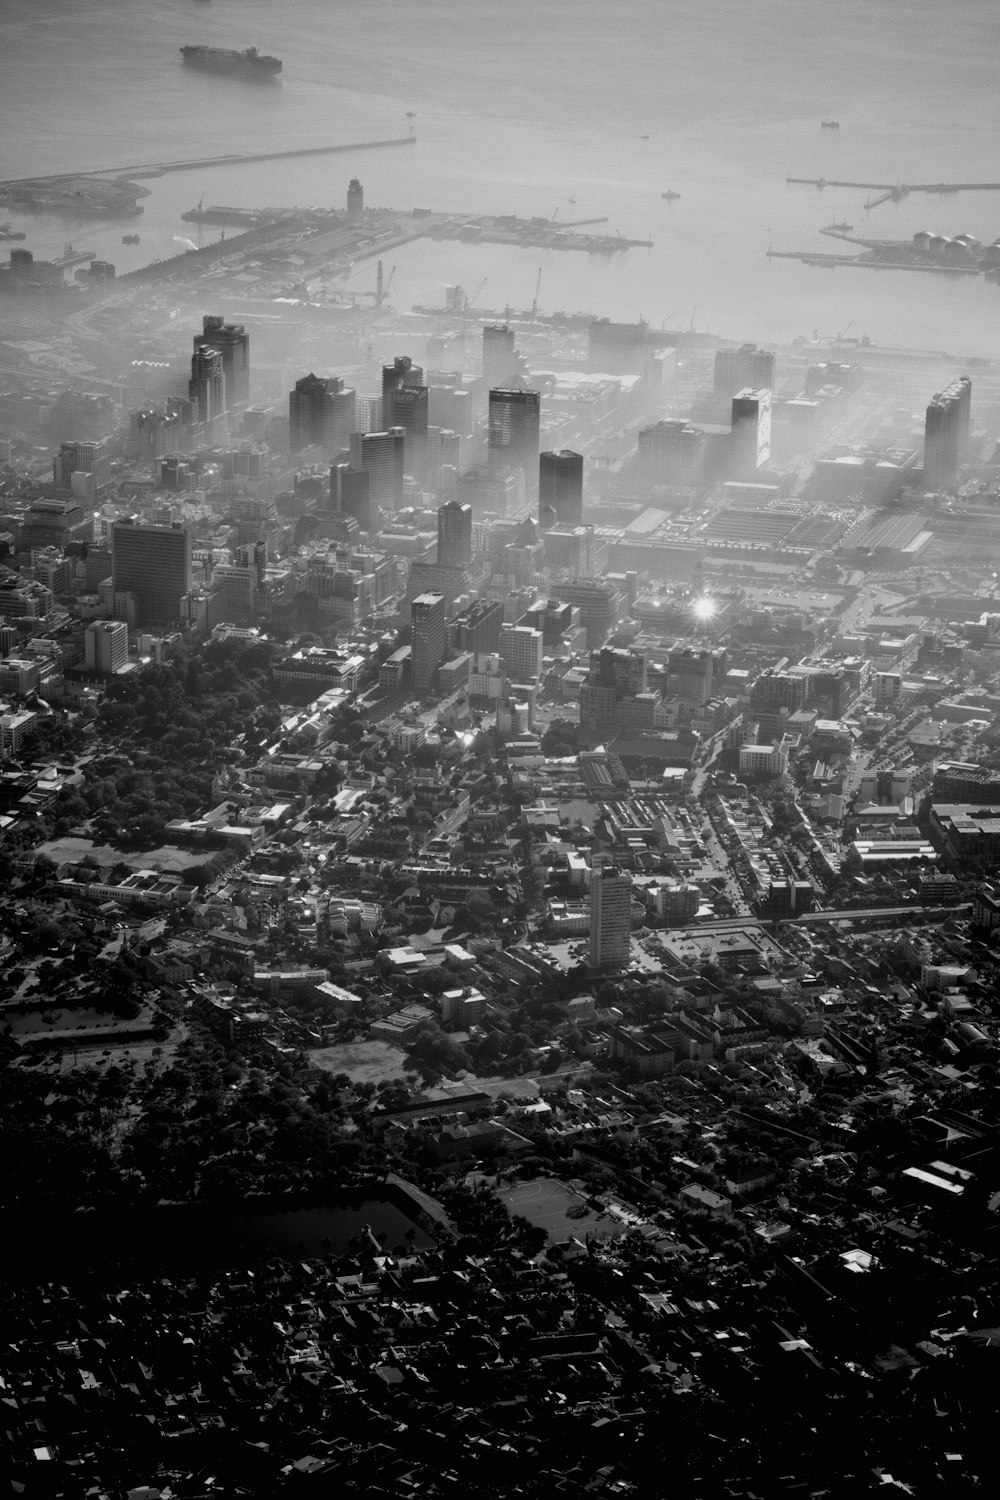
411 591 446 696
111 518 192 626
589 864 632 971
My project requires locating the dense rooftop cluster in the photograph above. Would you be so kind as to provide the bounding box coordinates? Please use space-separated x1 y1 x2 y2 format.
4 258 1000 1496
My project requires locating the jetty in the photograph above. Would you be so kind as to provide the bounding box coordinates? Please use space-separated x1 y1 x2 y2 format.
0 137 417 191
767 248 984 277
787 176 1000 195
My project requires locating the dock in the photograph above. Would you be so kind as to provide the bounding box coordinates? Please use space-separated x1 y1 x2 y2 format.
53 247 97 268
767 248 985 277
428 219 651 252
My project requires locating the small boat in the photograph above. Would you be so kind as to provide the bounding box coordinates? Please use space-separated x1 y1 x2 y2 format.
121 233 140 245
661 190 681 201
0 222 27 241
820 120 840 129
823 220 852 233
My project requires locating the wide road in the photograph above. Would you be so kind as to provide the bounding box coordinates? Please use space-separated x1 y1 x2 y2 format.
793 902 970 925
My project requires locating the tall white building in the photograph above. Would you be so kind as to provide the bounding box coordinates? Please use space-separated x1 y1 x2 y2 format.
738 741 789 779
499 622 544 685
589 864 632 971
84 619 128 676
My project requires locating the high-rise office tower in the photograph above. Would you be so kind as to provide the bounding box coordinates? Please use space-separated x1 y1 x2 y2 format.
730 388 771 476
233 540 267 580
483 324 518 386
488 388 541 497
194 316 250 410
387 381 429 481
666 645 723 702
437 500 473 567
211 563 261 624
349 428 405 509
382 355 424 413
188 345 226 436
426 427 462 492
52 440 112 494
588 319 651 376
451 598 504 656
713 343 776 398
289 373 356 453
539 449 584 526
83 619 128 676
589 865 632 971
924 375 972 489
411 591 447 696
637 420 705 486
330 463 373 530
499 622 544 684
346 178 364 221
111 518 192 626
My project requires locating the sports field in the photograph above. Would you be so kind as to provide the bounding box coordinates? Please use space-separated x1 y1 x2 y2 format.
499 1178 629 1245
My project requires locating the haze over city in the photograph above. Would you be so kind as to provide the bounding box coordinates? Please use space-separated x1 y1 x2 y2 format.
2 3 1000 1498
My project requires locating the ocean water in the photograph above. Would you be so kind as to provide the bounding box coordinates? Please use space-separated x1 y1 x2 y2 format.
2 0 999 354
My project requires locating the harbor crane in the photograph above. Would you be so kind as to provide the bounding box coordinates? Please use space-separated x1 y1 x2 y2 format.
363 259 396 309
465 278 488 312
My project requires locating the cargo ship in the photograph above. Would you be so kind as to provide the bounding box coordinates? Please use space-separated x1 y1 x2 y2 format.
180 45 282 78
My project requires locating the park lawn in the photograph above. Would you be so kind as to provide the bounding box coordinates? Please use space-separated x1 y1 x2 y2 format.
37 837 218 873
310 1039 415 1086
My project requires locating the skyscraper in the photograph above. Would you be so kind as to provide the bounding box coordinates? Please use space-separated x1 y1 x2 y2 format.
499 622 544 684
52 440 112 494
382 355 424 415
451 598 503 656
637 420 705 486
194 316 250 410
437 500 473 567
289 373 356 453
346 178 364 221
111 518 192 626
924 375 972 489
539 449 584 526
483 324 518 386
589 865 632 971
188 344 226 437
349 428 405 509
488 388 541 497
330 463 373 530
387 381 429 481
730 388 771 476
411 591 446 696
588 319 650 376
713 343 775 399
